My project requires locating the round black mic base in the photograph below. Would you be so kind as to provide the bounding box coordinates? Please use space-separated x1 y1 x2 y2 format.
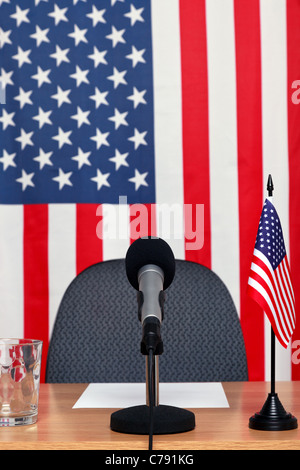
249 393 298 431
110 405 195 435
249 412 297 431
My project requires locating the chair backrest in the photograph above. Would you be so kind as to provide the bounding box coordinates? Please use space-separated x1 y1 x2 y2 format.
46 259 248 383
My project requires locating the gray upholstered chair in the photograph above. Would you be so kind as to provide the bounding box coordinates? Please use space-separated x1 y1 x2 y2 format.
45 259 248 383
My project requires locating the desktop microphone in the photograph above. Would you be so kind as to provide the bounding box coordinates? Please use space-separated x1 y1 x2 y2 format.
111 237 195 444
125 237 175 355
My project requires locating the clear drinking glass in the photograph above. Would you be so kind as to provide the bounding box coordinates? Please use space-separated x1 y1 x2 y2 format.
0 339 43 426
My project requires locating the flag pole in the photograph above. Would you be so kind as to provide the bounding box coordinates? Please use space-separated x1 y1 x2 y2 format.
248 175 297 431
267 174 276 396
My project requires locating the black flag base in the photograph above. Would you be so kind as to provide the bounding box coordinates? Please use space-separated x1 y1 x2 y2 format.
249 393 298 431
110 404 195 435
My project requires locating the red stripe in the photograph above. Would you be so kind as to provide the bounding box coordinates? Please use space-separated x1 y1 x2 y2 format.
287 0 300 379
249 267 290 346
179 0 211 268
76 204 103 275
129 203 156 244
23 205 49 382
234 0 264 380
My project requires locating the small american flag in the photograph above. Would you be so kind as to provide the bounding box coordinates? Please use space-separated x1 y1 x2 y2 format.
248 198 296 348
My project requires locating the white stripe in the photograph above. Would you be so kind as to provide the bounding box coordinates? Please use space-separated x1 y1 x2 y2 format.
248 277 289 347
48 204 76 339
205 0 239 312
260 0 290 380
150 0 185 259
101 203 130 260
0 205 23 338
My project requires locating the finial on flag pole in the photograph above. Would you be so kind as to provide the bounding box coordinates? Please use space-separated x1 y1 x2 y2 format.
248 175 297 431
267 174 274 197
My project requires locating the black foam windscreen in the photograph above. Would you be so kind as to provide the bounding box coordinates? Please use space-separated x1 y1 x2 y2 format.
125 237 175 290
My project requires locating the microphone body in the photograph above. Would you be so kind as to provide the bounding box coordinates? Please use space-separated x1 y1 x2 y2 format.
138 264 164 324
125 237 175 355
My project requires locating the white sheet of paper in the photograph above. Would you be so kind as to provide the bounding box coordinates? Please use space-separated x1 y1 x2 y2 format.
72 382 229 409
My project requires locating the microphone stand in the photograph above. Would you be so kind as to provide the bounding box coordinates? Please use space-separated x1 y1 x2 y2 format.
146 354 159 407
110 301 195 437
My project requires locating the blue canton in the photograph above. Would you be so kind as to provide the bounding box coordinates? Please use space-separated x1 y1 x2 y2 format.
0 0 155 204
255 198 286 270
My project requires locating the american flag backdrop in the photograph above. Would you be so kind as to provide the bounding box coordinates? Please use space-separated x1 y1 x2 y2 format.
0 0 300 383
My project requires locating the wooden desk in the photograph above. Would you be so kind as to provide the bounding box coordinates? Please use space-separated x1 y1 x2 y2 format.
0 381 299 450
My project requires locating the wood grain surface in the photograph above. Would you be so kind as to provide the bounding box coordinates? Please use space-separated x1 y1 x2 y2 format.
0 381 299 450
